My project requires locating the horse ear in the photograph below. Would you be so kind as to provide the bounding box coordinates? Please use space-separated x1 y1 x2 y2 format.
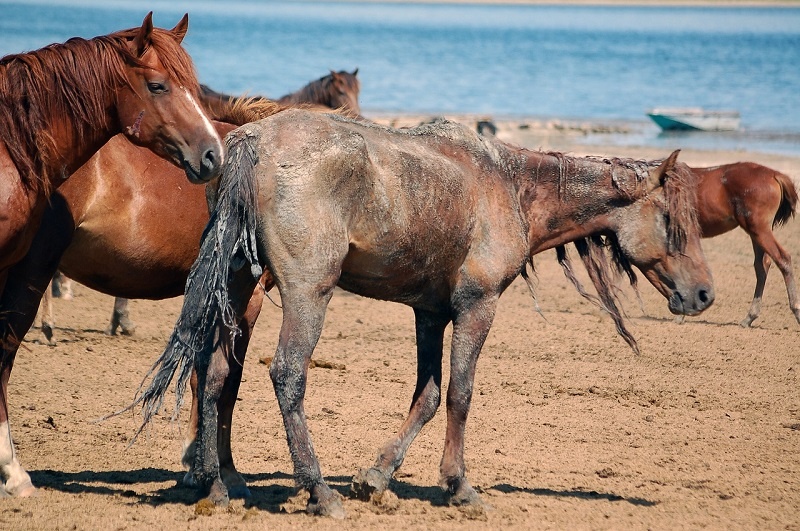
170 14 190 43
133 12 154 57
352 68 359 76
647 149 681 191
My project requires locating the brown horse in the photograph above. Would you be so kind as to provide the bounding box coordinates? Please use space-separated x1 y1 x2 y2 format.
277 69 361 117
44 70 363 339
135 111 714 517
691 162 799 326
0 12 224 497
0 97 280 498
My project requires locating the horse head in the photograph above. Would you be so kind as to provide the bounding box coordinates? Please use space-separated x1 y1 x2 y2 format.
113 13 224 183
326 68 361 117
609 150 714 316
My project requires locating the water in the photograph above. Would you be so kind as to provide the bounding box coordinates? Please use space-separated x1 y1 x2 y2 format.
2 0 799 155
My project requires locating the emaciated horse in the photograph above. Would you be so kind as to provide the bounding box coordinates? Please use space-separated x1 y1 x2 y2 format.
0 98 284 498
691 162 799 326
0 12 224 498
135 110 714 517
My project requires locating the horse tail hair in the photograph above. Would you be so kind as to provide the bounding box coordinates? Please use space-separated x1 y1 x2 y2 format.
773 170 798 228
119 129 262 443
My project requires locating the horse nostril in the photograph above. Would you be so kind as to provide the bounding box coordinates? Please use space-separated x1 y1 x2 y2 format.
698 287 714 308
202 148 217 170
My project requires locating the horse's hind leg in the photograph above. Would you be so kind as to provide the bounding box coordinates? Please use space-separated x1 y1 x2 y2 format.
744 230 800 326
38 280 56 346
351 309 447 502
187 289 262 499
106 298 135 336
192 270 261 506
270 283 344 519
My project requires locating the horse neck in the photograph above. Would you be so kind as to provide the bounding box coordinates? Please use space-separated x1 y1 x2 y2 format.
510 149 647 254
0 39 124 194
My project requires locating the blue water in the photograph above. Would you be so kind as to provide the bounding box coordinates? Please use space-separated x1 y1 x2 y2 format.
2 0 799 155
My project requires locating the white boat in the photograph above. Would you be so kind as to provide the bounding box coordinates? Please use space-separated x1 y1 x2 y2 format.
647 107 741 132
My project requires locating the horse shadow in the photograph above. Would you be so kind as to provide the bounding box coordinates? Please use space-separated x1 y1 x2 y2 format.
30 469 656 510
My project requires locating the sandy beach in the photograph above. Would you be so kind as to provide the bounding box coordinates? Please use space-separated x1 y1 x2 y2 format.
1 114 799 530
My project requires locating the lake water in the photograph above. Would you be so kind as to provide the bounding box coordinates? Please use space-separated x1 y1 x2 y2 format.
2 0 799 155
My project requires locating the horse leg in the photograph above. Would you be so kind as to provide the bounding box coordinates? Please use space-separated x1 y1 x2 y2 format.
192 270 261 506
0 261 61 497
744 230 800 326
51 271 73 300
439 298 497 508
38 280 56 346
214 284 265 499
351 309 447 501
106 298 135 336
269 285 344 518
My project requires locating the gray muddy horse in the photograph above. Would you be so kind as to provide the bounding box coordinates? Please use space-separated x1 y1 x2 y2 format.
135 110 714 518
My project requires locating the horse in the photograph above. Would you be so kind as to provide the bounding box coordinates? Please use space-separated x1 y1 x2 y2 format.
44 70 363 339
0 11 224 497
134 110 714 517
0 96 280 498
691 162 799 326
277 69 361 118
40 68 361 345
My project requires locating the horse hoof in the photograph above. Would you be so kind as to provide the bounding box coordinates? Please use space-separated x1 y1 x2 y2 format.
4 479 38 498
350 467 389 501
226 483 252 500
207 480 230 507
182 471 198 488
739 317 755 327
307 491 346 519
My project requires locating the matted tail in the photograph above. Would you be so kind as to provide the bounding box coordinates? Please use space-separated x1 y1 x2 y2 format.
121 129 262 442
773 171 798 228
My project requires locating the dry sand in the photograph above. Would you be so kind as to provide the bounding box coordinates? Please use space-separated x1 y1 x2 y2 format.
1 117 799 530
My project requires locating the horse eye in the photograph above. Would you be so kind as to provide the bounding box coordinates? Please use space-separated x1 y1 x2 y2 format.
663 213 671 227
147 82 167 95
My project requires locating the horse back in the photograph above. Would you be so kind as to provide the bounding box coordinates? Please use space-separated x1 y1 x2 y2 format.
246 110 527 304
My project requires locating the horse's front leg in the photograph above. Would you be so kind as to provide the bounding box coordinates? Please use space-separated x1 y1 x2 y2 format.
440 297 497 509
0 263 60 496
192 270 261 506
351 309 448 501
270 285 344 518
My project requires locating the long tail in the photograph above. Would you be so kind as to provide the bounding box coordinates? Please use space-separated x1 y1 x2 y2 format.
773 170 798 227
121 129 262 441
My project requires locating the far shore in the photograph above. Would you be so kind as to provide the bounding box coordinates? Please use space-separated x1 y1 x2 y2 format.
326 0 800 7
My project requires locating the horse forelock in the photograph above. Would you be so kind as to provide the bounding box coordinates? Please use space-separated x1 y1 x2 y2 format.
108 26 201 95
661 160 700 255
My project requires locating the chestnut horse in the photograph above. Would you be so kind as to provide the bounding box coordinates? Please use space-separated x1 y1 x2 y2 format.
0 12 224 497
135 111 714 517
45 70 363 338
692 162 799 326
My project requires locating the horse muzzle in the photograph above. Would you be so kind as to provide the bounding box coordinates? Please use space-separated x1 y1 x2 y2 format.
668 283 715 316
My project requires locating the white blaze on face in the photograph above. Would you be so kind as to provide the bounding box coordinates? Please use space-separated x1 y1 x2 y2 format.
182 87 225 166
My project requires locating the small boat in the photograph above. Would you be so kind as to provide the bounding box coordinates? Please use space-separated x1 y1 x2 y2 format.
647 107 741 132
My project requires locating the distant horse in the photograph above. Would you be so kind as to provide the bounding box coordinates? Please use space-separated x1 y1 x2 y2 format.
277 69 361 117
691 162 799 326
45 69 363 338
135 111 714 517
0 12 223 497
0 97 276 498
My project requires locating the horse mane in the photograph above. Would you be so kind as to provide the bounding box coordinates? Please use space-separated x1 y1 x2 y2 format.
0 25 200 196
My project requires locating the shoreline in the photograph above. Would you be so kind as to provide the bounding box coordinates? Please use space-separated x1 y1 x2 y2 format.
368 111 800 182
